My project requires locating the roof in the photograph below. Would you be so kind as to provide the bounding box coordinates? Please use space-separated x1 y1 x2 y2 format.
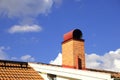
29 62 112 80
87 68 120 78
0 60 44 80
1 59 120 79
30 62 120 79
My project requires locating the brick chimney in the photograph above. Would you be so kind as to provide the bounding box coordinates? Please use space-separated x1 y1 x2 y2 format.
62 29 86 70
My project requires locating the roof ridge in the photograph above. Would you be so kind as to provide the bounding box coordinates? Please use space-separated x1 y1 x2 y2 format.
0 59 28 68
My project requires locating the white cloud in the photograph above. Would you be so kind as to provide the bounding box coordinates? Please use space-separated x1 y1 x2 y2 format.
11 55 35 62
0 46 35 62
0 0 62 31
50 49 120 72
50 53 62 65
0 0 62 18
8 25 42 33
0 0 52 18
53 0 62 7
86 53 101 69
0 0 62 25
11 57 17 60
114 59 120 69
0 46 8 59
20 54 35 62
86 49 120 72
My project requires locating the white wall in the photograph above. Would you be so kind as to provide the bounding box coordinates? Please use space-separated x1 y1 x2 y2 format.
29 63 113 80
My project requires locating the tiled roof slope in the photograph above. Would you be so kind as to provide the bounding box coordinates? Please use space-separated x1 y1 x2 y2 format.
87 68 120 78
0 60 44 80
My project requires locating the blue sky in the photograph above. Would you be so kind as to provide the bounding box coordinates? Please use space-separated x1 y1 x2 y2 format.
0 0 120 70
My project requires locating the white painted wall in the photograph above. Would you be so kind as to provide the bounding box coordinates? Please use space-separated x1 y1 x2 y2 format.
29 63 113 80
39 73 49 80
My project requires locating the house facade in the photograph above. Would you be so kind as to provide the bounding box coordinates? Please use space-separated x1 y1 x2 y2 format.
29 29 119 80
0 29 120 80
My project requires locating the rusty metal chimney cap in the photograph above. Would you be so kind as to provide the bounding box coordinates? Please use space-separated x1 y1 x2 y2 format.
63 29 83 41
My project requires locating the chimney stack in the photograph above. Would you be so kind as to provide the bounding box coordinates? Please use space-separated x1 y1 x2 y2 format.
62 29 86 70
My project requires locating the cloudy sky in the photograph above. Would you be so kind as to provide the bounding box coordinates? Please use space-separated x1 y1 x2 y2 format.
0 0 120 72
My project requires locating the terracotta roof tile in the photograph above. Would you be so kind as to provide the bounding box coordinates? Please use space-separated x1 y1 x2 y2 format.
0 60 44 80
